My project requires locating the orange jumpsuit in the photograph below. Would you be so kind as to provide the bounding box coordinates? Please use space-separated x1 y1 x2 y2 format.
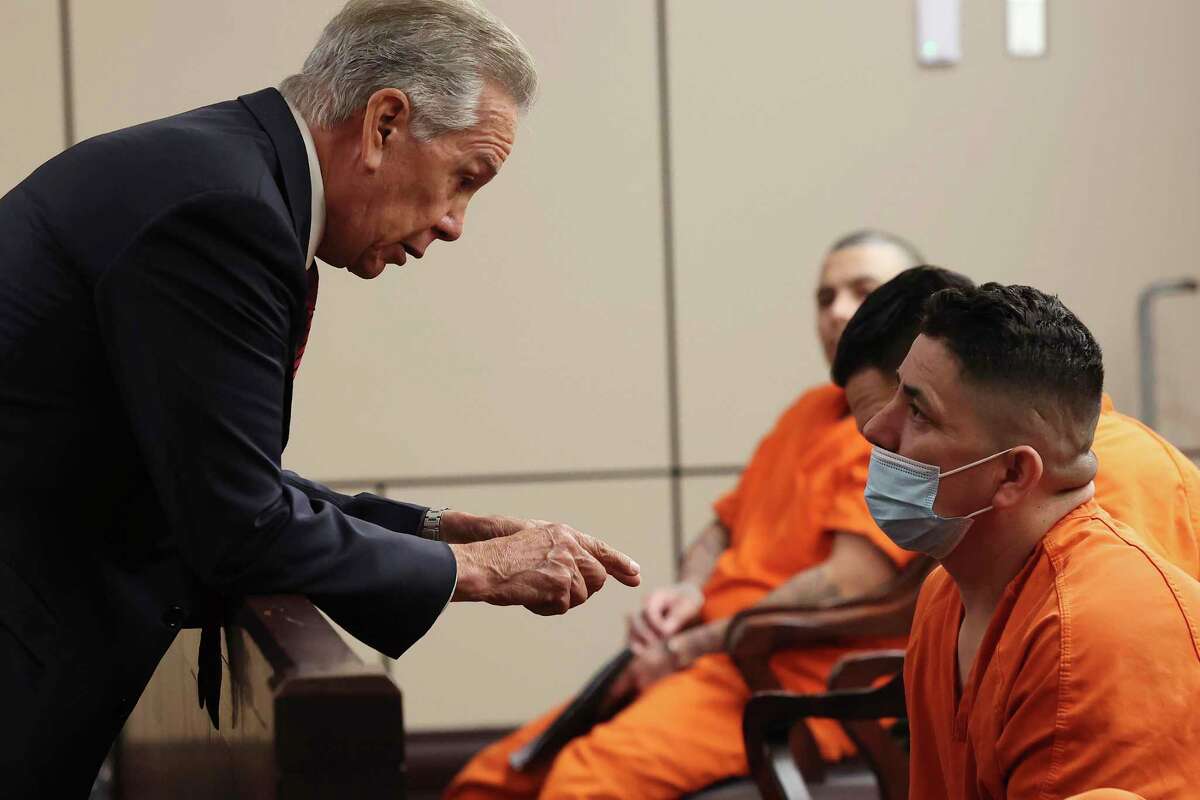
1092 395 1200 577
447 384 918 799
906 501 1200 799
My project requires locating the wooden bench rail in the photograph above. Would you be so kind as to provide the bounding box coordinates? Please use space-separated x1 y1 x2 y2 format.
119 595 406 800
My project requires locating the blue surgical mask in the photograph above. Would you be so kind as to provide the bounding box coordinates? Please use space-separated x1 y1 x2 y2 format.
864 446 1013 559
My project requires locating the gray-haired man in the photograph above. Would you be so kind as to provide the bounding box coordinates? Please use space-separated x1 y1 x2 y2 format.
0 1 639 793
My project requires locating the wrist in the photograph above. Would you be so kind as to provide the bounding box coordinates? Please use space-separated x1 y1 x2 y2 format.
447 543 485 601
673 620 725 664
441 511 510 544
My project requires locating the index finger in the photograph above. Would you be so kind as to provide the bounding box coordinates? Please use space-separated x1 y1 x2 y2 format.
574 533 641 587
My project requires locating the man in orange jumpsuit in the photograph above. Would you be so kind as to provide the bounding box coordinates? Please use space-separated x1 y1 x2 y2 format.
832 267 1200 577
862 283 1200 798
446 230 924 798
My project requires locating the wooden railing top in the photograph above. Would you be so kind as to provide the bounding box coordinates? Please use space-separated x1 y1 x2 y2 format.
235 595 371 682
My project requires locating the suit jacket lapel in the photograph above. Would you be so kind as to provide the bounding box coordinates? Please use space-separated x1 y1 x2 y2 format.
238 87 313 450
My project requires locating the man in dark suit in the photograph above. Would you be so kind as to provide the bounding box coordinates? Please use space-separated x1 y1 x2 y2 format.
0 0 640 794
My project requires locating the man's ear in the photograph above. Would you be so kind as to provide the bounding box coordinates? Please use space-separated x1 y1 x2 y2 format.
992 445 1042 509
360 88 412 172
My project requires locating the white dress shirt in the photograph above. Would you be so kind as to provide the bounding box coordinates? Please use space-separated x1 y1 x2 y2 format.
284 97 326 268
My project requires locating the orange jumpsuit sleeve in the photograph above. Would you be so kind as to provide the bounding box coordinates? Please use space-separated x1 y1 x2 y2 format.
822 440 920 569
711 411 783 538
712 483 742 533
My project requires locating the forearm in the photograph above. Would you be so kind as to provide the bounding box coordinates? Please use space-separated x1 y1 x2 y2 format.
678 520 730 587
667 533 897 665
439 510 522 544
666 564 840 663
756 562 843 609
667 618 729 665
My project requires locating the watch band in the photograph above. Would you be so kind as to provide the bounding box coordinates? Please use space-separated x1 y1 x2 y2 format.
421 507 451 542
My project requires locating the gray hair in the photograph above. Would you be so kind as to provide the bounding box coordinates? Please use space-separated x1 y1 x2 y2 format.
828 229 925 267
280 0 537 139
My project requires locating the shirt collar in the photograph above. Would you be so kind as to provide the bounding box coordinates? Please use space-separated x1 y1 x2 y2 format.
284 97 326 268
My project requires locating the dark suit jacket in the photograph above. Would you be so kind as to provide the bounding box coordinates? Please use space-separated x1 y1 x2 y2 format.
0 88 457 795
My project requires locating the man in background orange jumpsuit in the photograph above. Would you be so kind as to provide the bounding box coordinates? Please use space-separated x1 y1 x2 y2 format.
446 230 923 798
863 283 1200 798
832 266 1200 577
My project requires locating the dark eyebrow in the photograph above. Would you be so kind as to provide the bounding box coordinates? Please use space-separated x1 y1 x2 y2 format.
898 373 935 415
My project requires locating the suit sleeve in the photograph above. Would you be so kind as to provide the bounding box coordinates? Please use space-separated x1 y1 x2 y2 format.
94 191 456 658
281 471 431 537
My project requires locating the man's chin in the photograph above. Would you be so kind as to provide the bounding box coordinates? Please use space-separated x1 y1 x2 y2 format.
348 253 392 280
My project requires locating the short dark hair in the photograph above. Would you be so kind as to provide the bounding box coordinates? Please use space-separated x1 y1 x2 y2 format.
832 266 974 387
828 229 925 267
921 283 1104 443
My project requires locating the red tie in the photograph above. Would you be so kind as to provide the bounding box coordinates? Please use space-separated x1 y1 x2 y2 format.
292 265 319 377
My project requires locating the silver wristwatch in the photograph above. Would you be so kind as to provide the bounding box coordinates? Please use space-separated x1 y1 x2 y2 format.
421 507 451 542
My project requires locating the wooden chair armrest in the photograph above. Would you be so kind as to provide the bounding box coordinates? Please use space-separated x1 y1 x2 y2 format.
725 556 935 688
726 600 914 691
727 604 903 784
725 558 931 795
743 675 906 800
827 650 906 693
827 652 909 800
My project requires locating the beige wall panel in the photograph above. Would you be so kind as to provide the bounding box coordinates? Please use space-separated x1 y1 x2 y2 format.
288 0 669 480
70 1 335 140
668 0 1200 462
0 2 64 194
384 477 673 730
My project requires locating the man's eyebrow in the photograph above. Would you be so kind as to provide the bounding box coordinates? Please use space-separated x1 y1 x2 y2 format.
898 374 932 411
479 155 500 176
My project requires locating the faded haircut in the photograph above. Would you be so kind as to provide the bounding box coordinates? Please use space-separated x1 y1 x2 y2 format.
921 283 1104 452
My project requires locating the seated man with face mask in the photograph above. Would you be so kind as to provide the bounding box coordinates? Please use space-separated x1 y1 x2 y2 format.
859 283 1200 798
447 230 921 799
832 266 1200 578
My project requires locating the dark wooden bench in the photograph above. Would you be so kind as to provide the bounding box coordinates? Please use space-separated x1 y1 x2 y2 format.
116 595 406 799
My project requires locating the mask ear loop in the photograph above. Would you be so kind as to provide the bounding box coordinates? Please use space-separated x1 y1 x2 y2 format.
938 447 1015 479
939 447 1017 519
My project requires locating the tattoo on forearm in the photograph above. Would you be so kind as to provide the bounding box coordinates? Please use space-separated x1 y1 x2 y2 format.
768 564 843 608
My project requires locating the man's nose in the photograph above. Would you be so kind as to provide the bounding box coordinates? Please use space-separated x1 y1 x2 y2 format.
829 291 858 325
436 210 463 242
862 393 902 451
